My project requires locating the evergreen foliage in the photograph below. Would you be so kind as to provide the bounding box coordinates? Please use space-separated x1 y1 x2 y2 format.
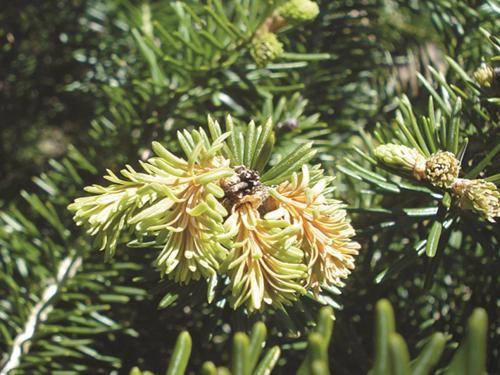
1 0 498 374
128 301 489 375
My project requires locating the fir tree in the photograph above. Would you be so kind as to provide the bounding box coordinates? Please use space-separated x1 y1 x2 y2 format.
1 1 498 374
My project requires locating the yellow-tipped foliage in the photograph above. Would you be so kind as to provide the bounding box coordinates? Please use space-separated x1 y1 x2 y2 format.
269 165 360 291
69 133 234 283
69 117 361 311
223 198 307 311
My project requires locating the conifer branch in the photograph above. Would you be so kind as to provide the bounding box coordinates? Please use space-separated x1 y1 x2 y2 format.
0 256 82 375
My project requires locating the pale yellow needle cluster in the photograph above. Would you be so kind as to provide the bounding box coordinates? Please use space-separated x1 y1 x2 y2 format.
223 197 306 311
70 137 234 283
269 165 360 292
154 182 227 284
70 124 361 311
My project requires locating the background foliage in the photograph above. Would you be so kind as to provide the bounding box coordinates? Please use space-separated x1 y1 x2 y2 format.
0 0 498 374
